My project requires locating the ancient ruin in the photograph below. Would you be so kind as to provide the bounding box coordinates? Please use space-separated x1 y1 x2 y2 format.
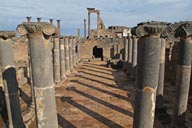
0 8 192 128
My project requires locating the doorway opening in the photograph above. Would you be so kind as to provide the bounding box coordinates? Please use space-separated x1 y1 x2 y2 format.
92 46 103 61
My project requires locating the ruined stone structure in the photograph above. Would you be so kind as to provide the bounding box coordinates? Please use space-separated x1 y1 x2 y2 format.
0 9 192 128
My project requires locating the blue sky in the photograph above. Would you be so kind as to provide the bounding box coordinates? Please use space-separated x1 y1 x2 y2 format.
0 0 191 36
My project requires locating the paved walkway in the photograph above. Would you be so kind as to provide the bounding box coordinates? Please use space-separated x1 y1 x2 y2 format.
55 61 135 128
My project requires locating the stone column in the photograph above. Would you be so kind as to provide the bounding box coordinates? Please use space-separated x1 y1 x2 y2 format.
156 38 166 108
64 36 71 75
72 37 77 67
50 19 53 25
173 22 192 127
132 22 167 128
26 16 32 22
77 28 80 39
97 11 100 32
57 20 61 36
126 35 133 75
69 37 74 71
84 19 86 39
0 31 25 128
128 35 133 64
17 23 58 128
88 12 91 38
113 43 117 58
53 37 60 83
124 37 128 61
130 36 138 80
37 17 41 22
59 37 67 80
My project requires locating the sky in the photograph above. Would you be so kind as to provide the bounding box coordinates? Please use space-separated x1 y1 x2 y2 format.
0 0 191 36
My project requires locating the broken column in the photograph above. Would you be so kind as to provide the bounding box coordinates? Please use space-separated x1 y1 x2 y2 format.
17 22 58 128
53 36 61 83
64 36 71 75
173 22 192 127
132 22 167 128
84 19 86 39
0 31 25 128
60 37 67 80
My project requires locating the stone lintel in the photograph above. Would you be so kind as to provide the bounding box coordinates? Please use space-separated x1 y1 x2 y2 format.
175 22 192 38
17 22 56 37
0 31 16 39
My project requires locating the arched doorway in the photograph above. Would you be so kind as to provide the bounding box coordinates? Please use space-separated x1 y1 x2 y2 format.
93 46 103 61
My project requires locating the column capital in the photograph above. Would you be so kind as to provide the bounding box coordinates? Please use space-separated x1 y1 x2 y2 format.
132 21 168 38
161 23 181 38
37 17 41 22
50 19 54 24
175 21 192 38
26 16 32 22
0 31 16 40
17 22 56 37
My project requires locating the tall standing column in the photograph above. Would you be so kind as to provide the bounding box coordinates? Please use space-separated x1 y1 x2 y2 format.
72 37 77 67
69 37 74 71
156 38 166 108
124 37 128 61
132 22 167 128
88 12 91 38
97 11 100 33
126 35 133 75
17 23 58 128
53 37 60 83
64 36 71 75
60 37 67 80
128 35 133 64
173 22 192 127
84 19 86 39
130 36 138 80
77 28 80 39
0 31 25 128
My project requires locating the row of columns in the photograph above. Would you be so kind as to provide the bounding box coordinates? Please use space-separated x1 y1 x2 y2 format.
52 36 80 84
123 35 138 80
129 21 192 128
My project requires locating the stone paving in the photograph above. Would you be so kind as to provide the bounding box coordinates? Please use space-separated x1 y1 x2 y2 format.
55 61 135 128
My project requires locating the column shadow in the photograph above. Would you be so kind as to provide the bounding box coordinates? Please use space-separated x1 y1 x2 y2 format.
57 114 76 128
66 86 133 117
70 80 130 101
61 96 123 128
79 70 114 81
